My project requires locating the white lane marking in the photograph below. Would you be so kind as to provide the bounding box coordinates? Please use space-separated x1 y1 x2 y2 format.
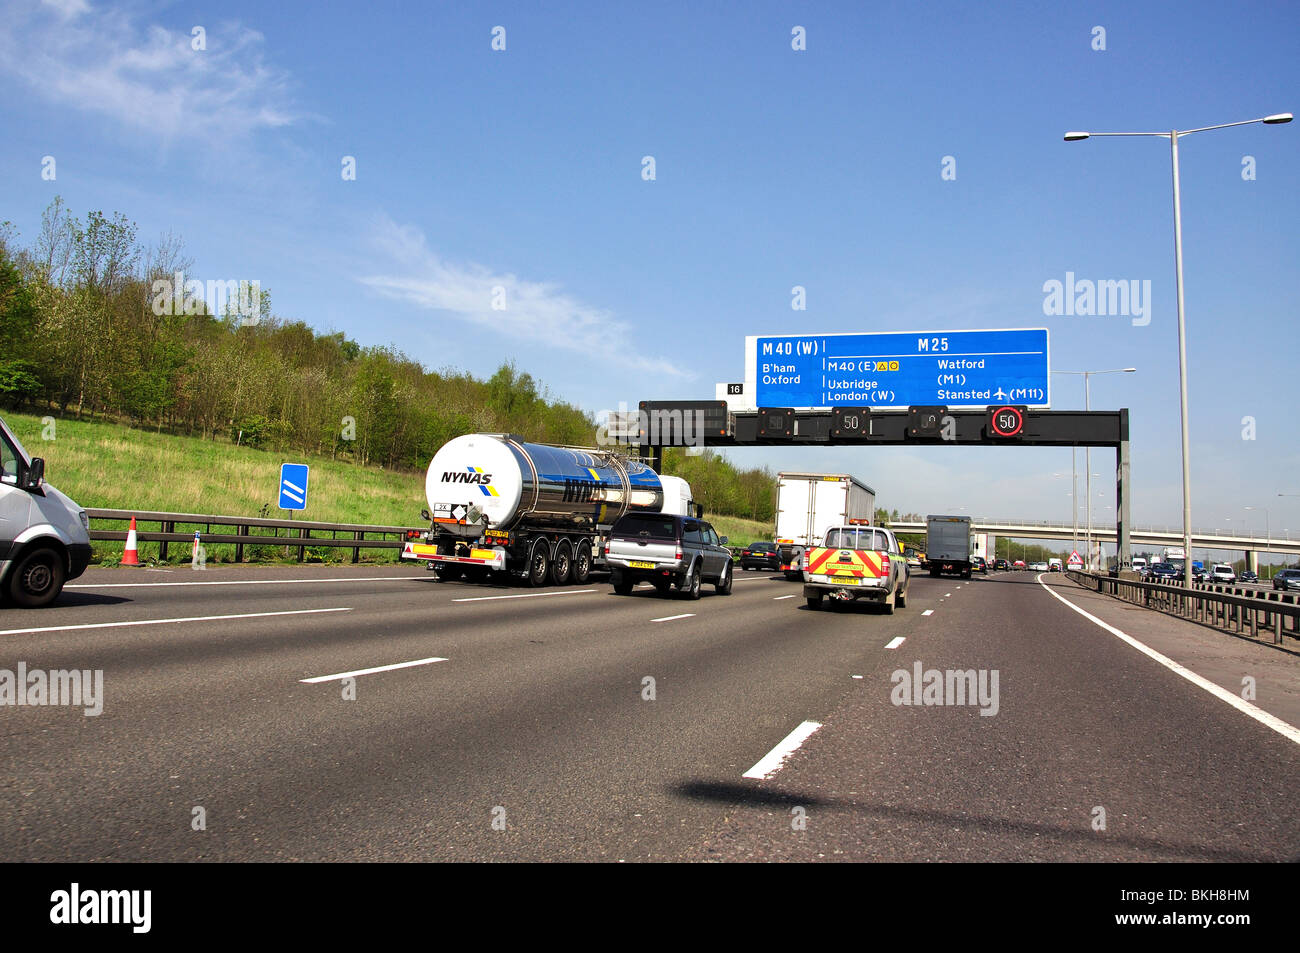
885 636 906 649
851 675 863 679
452 589 597 602
300 656 447 683
944 593 951 598
743 720 824 779
774 594 797 600
1037 577 1300 746
68 576 419 589
0 607 351 637
651 613 695 623
922 609 934 616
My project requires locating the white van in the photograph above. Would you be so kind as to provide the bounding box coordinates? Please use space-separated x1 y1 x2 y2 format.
0 417 91 607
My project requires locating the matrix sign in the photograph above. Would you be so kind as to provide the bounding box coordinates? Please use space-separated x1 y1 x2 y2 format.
745 329 1050 409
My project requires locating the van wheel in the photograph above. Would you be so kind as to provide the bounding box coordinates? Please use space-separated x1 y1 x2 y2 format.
805 594 822 610
613 580 634 595
715 561 733 595
882 590 895 615
7 547 64 609
896 586 907 609
550 541 573 586
527 541 551 587
572 542 592 584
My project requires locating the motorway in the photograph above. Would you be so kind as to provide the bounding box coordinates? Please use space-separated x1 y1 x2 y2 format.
1 565 1297 862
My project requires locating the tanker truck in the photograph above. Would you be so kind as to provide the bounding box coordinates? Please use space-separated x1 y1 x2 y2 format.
401 433 698 586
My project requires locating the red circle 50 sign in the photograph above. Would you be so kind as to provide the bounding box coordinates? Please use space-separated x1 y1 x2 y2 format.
989 405 1026 437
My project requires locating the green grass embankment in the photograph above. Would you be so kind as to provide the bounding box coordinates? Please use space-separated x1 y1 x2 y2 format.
2 412 776 565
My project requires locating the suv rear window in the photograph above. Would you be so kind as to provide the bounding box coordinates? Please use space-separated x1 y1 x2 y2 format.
613 514 677 540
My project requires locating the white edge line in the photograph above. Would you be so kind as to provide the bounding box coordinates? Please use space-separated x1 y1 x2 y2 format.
922 609 935 616
743 720 824 779
885 636 906 649
774 594 797 600
452 589 597 602
68 576 420 589
651 613 695 623
301 656 447 683
1037 577 1300 746
0 607 352 637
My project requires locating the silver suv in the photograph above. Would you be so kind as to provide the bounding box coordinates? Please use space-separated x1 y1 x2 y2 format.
606 512 733 599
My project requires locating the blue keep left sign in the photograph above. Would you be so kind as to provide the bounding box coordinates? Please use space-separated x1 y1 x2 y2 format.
279 463 309 511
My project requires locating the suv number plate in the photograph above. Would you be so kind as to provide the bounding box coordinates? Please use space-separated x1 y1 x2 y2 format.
628 560 655 569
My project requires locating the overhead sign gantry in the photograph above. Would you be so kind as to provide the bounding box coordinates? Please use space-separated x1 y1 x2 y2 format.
633 326 1135 568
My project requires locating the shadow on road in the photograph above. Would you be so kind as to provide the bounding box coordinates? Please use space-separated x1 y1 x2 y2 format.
668 779 1283 861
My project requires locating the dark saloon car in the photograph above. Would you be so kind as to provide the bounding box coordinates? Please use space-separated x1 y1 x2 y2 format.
995 559 1010 571
1148 562 1180 583
1273 569 1300 592
739 541 781 571
1238 570 1259 583
971 556 989 574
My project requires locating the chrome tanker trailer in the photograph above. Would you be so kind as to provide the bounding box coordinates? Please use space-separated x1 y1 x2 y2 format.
401 433 697 586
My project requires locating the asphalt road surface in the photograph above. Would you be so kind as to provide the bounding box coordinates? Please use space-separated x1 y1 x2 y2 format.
1 564 1296 861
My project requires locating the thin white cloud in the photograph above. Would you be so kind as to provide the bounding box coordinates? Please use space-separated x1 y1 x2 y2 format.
0 1 298 140
359 218 689 378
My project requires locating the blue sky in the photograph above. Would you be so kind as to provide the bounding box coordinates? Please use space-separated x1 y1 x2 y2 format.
1 0 1297 551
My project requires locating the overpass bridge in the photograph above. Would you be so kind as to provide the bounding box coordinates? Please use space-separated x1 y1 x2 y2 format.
886 519 1300 567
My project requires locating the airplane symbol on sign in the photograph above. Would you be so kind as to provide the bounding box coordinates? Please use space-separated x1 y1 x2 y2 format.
993 387 1007 401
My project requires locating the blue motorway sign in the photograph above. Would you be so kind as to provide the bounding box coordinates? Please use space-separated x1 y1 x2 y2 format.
746 328 1050 409
279 463 309 511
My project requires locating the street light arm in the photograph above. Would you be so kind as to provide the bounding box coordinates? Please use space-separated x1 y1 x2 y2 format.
1066 117 1292 141
1179 115 1293 135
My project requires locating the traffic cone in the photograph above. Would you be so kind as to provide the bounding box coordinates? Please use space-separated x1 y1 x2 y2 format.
122 516 140 566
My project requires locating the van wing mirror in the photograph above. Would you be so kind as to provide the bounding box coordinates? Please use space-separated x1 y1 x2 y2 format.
420 508 431 522
23 457 44 490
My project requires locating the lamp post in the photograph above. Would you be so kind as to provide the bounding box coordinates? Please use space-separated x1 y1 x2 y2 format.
1065 113 1292 589
1245 504 1270 553
1053 369 1135 569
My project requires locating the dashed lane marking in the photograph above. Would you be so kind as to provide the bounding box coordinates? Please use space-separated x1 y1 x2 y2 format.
301 656 447 683
742 720 824 780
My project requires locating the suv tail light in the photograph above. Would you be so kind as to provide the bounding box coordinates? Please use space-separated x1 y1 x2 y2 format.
675 548 683 560
880 555 890 575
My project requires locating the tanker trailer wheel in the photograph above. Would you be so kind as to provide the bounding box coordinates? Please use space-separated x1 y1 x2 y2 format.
527 540 551 587
572 541 593 584
550 541 573 586
7 547 65 609
433 564 463 582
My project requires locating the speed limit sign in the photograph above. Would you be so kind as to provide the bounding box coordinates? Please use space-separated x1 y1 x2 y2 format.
988 405 1027 438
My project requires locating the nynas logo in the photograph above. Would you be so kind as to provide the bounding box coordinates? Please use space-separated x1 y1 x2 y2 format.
442 470 493 485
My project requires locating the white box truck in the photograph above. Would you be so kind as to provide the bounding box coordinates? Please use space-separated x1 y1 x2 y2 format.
1 416 92 607
774 472 875 580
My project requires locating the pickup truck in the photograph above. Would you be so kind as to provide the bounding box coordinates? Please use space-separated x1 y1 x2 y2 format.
605 511 733 599
802 523 909 613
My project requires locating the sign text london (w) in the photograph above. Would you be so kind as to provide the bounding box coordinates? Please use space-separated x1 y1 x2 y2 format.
745 329 1050 409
